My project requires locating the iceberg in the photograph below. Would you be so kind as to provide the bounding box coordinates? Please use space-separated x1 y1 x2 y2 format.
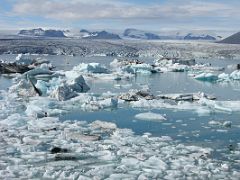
72 63 109 74
123 63 154 74
154 59 191 72
50 82 78 101
67 75 90 93
9 63 90 100
158 92 216 101
194 73 218 81
216 70 240 82
81 98 118 111
218 73 230 81
230 70 240 80
118 89 155 101
129 96 240 116
110 59 155 74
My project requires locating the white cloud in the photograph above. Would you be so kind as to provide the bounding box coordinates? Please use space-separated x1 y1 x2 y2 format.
11 0 238 21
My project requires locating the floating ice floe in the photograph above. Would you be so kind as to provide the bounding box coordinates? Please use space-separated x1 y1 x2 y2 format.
192 64 224 72
72 63 109 74
154 59 190 72
129 96 240 116
9 63 90 100
208 120 232 128
135 112 167 122
118 89 155 101
158 92 216 101
229 70 240 80
81 97 118 111
0 54 51 74
65 62 133 81
24 92 118 118
0 116 238 179
218 70 240 81
190 69 240 83
194 72 219 81
154 58 225 73
110 59 156 74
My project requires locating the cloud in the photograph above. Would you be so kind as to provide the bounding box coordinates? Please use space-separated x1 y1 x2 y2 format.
0 0 238 30
11 0 238 21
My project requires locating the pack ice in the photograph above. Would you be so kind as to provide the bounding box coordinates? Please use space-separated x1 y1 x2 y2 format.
1 57 240 179
0 116 239 179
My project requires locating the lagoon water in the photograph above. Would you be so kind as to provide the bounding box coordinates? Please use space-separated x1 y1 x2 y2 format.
1 54 240 165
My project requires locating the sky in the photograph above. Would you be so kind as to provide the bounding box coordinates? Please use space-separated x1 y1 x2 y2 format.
0 0 239 32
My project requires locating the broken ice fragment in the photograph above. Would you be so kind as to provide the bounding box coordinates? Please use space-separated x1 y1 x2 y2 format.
135 112 166 122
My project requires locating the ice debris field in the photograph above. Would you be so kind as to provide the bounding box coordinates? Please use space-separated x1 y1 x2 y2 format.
1 51 240 179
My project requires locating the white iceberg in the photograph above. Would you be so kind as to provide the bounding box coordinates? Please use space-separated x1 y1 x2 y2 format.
230 70 240 80
10 64 90 100
194 73 218 81
81 98 118 111
110 59 154 74
123 63 154 74
218 73 230 81
72 63 109 74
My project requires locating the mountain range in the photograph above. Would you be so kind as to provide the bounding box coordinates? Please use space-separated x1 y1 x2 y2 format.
16 28 227 41
18 28 66 38
80 30 121 39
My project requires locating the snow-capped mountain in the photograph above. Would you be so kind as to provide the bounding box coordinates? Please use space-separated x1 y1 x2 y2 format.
184 33 216 40
122 29 222 41
18 28 66 38
219 32 240 44
80 30 121 39
123 28 161 40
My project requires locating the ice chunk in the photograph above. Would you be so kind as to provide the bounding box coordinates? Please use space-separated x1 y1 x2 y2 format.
25 103 46 118
209 120 232 128
194 73 218 81
91 120 117 130
208 120 221 126
218 73 230 81
230 70 240 80
110 58 122 68
169 64 189 72
67 75 90 93
119 89 155 101
50 82 78 101
123 63 153 74
23 65 53 77
222 121 232 128
9 79 38 97
0 114 27 127
15 54 23 61
110 59 154 74
72 63 109 73
66 132 100 141
135 112 166 122
98 98 118 109
15 54 35 65
81 98 118 110
35 80 49 95
195 108 211 116
11 67 89 100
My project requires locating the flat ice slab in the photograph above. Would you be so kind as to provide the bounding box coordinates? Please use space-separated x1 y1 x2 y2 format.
135 112 167 121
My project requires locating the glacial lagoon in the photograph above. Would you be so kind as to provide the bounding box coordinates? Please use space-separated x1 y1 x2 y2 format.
1 54 240 178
